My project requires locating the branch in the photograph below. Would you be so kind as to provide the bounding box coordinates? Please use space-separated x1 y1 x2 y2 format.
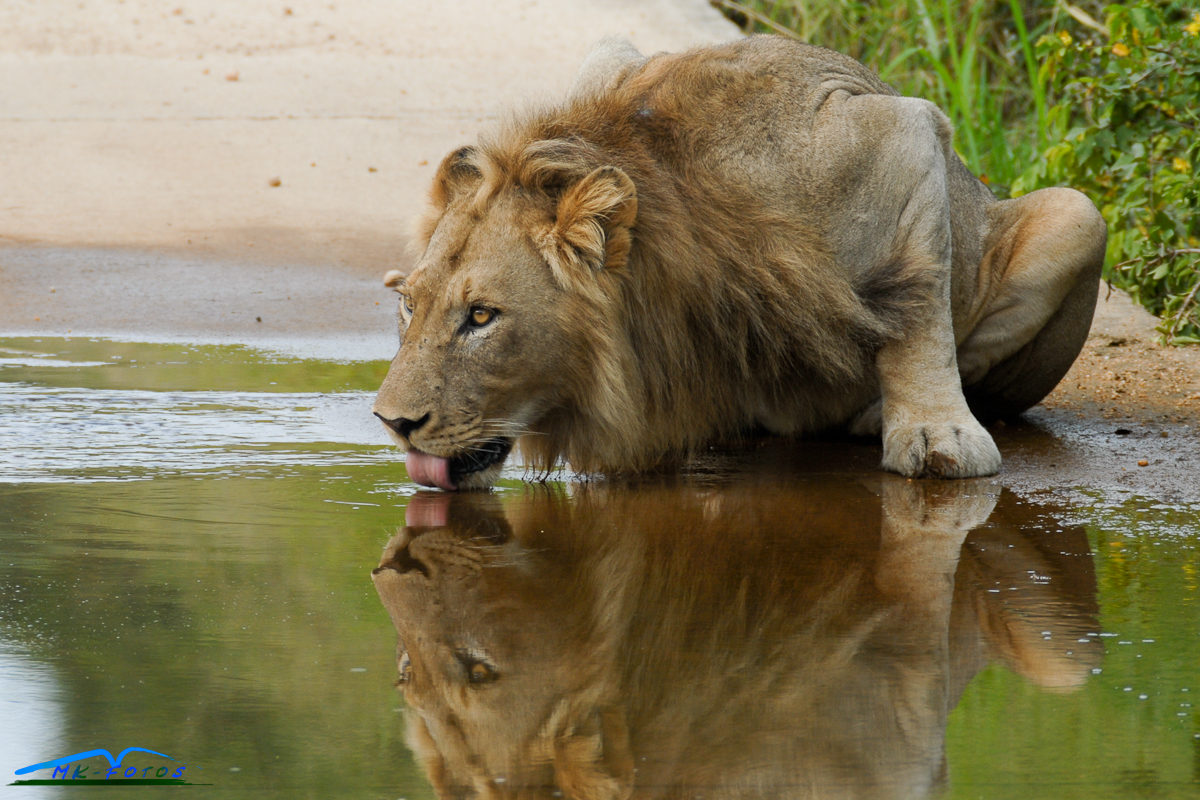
1060 1 1108 37
709 0 801 40
1167 264 1200 340
1114 248 1200 272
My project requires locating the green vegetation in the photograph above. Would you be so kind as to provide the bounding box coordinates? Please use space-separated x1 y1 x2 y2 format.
715 1 1200 343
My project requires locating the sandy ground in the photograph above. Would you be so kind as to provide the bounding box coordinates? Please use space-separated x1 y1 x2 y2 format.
1 0 1197 501
0 0 737 269
999 286 1200 503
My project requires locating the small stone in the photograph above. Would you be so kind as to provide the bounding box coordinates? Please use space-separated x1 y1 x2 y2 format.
268 177 281 187
368 167 378 172
1137 459 1149 467
256 316 262 323
225 70 239 81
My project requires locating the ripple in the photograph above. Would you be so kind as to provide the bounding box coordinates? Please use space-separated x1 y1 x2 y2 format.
0 383 400 483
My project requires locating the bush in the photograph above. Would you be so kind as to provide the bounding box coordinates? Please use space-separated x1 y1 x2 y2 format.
1012 4 1200 343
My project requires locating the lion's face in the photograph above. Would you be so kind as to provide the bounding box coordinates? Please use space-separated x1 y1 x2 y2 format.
373 145 638 490
373 190 571 490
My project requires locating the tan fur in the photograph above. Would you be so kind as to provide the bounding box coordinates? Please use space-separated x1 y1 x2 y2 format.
372 36 1106 486
372 477 1102 798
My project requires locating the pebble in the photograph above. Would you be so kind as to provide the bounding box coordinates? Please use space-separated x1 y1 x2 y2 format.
268 177 281 187
1137 459 1149 467
225 70 239 81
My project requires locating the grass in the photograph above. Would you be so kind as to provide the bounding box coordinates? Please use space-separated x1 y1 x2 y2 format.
711 0 1075 195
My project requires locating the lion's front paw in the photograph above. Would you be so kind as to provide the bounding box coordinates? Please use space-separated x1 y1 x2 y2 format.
881 418 1001 478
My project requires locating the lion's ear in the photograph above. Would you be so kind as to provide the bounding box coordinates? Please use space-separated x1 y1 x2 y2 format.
410 146 483 252
540 166 637 287
553 708 634 800
382 269 406 291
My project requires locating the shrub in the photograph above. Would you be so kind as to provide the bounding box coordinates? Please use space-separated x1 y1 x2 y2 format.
1012 4 1200 343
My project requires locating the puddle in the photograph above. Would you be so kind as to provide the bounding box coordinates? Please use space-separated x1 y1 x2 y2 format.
1 337 1198 798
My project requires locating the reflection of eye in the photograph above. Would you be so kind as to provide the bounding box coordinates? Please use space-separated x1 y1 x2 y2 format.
395 652 412 686
455 648 498 684
468 306 495 327
467 661 496 683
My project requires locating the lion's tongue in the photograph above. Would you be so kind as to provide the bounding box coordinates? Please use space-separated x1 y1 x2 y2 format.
405 449 457 491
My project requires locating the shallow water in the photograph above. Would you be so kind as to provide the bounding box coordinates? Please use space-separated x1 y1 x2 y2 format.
1 337 1198 799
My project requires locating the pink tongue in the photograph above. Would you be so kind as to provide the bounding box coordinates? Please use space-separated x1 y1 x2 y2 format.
405 449 457 491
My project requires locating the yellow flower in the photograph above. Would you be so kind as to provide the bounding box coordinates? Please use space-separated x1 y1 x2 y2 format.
1186 17 1200 36
1058 30 1072 45
1112 42 1130 57
1173 157 1191 173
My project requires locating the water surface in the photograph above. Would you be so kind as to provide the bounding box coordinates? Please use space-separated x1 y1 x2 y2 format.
1 337 1197 798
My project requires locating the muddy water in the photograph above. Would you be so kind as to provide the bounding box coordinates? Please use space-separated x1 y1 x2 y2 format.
1 337 1198 799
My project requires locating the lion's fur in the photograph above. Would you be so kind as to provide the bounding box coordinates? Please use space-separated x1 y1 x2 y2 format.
373 476 1101 798
374 36 1105 484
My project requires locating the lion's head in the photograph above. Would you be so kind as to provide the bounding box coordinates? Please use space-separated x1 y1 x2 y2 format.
372 139 641 491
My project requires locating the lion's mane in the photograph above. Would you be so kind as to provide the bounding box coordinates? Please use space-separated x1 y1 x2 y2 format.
408 40 936 475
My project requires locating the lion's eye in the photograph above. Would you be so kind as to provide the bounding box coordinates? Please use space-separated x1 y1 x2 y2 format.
469 307 495 327
401 295 415 317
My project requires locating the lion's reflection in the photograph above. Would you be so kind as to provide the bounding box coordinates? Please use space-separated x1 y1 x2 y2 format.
373 478 1100 799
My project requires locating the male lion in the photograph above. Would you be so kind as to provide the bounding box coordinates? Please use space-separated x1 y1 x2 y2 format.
373 36 1106 490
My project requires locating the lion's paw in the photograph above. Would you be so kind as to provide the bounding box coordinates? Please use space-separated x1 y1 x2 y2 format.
881 418 1001 479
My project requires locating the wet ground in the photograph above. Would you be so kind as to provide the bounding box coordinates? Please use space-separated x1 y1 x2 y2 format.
1 336 1198 799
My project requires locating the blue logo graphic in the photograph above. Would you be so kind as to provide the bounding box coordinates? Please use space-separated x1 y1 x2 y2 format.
10 747 205 786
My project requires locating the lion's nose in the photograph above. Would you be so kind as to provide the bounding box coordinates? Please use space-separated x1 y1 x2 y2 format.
375 412 430 439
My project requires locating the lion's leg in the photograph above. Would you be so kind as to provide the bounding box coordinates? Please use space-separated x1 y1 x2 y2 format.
956 188 1106 421
862 101 1001 479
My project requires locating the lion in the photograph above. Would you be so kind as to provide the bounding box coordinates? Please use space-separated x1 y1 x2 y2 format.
372 35 1107 490
372 475 1102 799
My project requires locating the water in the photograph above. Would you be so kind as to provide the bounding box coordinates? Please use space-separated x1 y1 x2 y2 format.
1 336 1197 798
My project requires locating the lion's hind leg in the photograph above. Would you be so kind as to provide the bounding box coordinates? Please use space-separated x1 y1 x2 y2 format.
567 37 646 103
956 188 1106 422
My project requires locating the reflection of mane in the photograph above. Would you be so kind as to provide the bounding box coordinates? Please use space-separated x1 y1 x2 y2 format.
373 478 1100 800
